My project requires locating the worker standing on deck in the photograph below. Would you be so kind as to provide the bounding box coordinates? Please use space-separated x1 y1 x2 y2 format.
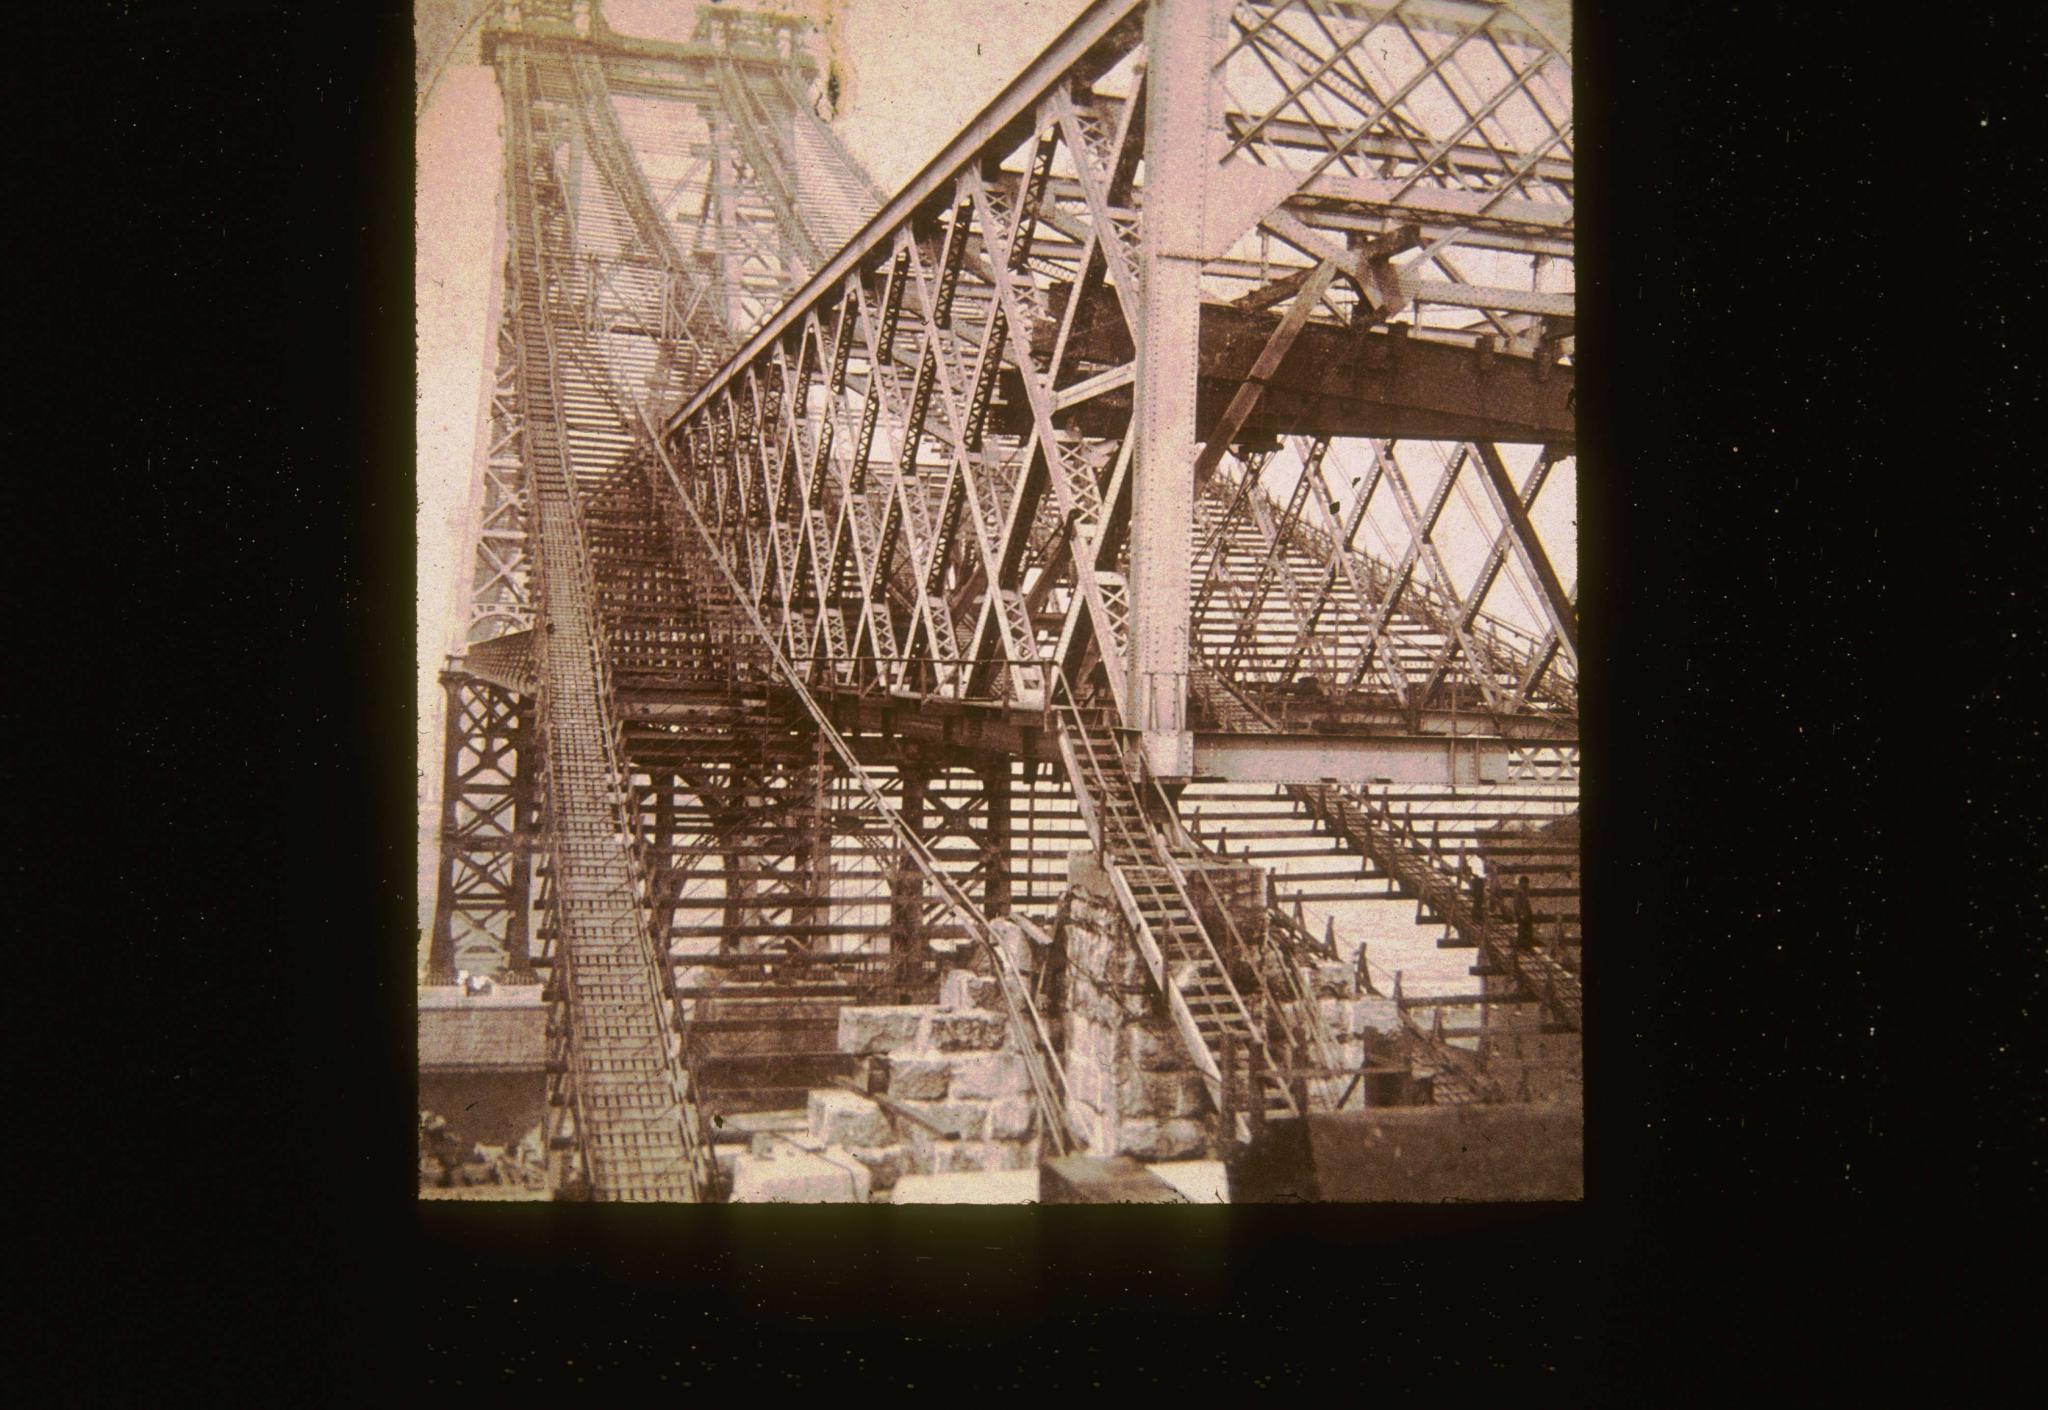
1513 874 1536 952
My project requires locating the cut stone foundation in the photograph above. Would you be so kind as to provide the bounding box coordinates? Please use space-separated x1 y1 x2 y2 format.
1057 853 1214 1162
727 940 1046 1202
727 1142 872 1203
720 844 1496 1203
892 1168 1041 1204
1055 848 1424 1162
1292 959 1408 1077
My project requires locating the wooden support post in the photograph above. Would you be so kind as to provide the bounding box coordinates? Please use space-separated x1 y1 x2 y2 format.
1219 1030 1239 1149
1247 1034 1267 1139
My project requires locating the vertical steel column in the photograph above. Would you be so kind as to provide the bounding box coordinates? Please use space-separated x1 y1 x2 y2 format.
427 672 531 983
982 759 1014 916
504 699 536 978
794 744 831 934
702 105 732 334
1129 0 1220 779
891 763 930 980
648 767 678 961
718 781 753 949
426 673 469 985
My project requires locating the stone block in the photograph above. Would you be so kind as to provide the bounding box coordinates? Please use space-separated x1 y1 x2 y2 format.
991 918 1039 976
950 1051 1030 1100
1081 963 1130 1020
807 1088 894 1148
892 1168 1041 1204
1091 1015 1128 1067
1308 961 1356 1000
1147 1159 1229 1204
728 1147 870 1203
1064 979 1097 1023
903 1122 944 1173
1063 1015 1099 1069
1321 997 1389 1040
937 969 973 1009
1076 1104 1117 1154
1063 1054 1105 1112
1115 1116 1211 1161
928 1011 1008 1052
891 1098 991 1140
1315 998 1350 1038
819 1148 875 1202
1117 1067 1208 1119
939 968 1000 1011
837 1006 929 1055
842 1142 908 1191
988 1095 1037 1140
1067 850 1114 900
885 1054 951 1101
925 1142 982 1176
1355 994 1401 1036
1039 1155 1185 1203
1127 1024 1193 1073
929 1139 1033 1175
1100 943 1150 991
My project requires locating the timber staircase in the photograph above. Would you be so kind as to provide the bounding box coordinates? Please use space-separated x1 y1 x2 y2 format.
1049 678 1310 1131
1191 664 1581 1047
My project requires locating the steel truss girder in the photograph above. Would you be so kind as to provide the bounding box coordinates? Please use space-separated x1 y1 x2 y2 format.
1204 431 1575 715
657 0 1572 756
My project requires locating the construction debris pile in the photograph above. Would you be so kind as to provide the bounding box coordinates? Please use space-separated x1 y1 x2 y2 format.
417 1111 548 1191
722 963 1050 1202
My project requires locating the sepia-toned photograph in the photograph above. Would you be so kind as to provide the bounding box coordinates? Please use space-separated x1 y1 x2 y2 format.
415 0 1579 1204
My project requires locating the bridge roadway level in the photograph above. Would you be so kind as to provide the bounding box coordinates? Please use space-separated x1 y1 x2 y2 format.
613 682 1577 790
